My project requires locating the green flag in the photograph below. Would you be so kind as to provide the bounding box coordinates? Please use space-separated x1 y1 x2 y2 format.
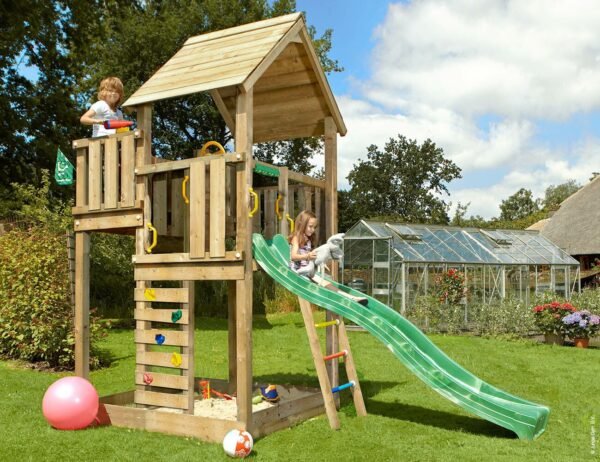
55 148 74 186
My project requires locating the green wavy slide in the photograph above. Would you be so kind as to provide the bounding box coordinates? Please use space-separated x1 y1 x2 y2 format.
252 233 549 440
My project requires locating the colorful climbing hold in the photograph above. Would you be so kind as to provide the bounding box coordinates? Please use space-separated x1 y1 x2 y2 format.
144 288 156 301
143 373 153 385
171 309 183 323
155 334 165 345
171 352 182 367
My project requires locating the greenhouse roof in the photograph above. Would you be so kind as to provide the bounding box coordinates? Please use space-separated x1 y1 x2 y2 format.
345 220 579 266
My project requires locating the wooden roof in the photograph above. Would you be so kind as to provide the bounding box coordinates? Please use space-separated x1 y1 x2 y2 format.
539 175 600 255
123 13 346 142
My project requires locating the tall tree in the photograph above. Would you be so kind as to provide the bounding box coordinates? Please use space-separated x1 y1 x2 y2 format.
342 135 461 226
498 188 539 221
543 180 581 210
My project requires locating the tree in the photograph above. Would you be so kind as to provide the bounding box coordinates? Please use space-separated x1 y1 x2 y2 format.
498 188 539 221
543 180 581 210
342 135 461 225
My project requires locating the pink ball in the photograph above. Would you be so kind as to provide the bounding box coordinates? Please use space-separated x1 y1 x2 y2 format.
42 376 99 430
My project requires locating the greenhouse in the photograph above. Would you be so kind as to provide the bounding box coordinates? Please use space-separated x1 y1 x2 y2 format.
341 220 581 314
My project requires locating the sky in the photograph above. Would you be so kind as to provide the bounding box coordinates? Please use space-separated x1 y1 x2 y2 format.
296 0 600 219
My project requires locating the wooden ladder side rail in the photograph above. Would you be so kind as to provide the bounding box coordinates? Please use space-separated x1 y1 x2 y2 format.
337 319 367 417
297 297 340 430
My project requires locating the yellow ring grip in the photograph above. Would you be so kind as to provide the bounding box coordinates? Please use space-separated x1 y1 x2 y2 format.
182 175 189 204
145 222 158 253
198 141 225 157
275 194 283 221
286 213 294 233
249 188 259 218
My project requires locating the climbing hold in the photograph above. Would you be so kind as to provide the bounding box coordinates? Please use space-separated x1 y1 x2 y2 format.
171 352 182 367
171 309 183 323
155 334 165 345
143 373 153 385
144 288 156 301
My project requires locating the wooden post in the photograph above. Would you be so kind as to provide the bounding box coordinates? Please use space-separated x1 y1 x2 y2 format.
324 116 339 396
278 167 289 236
74 144 90 378
74 231 90 378
234 86 254 428
134 104 153 406
183 280 195 413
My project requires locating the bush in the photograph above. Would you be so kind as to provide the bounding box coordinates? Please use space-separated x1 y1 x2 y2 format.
406 295 465 334
263 284 299 314
470 297 537 338
0 226 107 369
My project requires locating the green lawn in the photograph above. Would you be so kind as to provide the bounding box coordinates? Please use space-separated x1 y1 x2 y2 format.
1 312 598 461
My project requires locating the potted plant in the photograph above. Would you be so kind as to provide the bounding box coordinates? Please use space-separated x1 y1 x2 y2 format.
532 302 577 345
561 310 600 348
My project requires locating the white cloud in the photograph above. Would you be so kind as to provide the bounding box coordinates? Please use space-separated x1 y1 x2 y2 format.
329 1 600 219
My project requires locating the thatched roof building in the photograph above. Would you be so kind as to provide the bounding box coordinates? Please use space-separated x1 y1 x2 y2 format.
534 175 600 257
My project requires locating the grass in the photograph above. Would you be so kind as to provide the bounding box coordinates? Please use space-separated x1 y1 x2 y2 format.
1 311 598 461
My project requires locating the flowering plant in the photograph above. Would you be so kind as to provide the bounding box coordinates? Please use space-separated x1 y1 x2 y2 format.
435 268 467 305
532 302 576 335
562 310 600 339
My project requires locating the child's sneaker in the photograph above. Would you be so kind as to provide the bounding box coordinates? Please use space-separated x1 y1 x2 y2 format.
260 385 280 402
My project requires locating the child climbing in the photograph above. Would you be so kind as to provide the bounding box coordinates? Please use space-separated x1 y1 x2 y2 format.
80 76 125 138
289 210 367 305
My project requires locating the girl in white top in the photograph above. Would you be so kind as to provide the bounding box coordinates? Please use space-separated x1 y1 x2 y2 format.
80 77 125 137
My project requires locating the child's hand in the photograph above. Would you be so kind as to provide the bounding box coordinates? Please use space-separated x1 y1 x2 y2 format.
308 250 317 260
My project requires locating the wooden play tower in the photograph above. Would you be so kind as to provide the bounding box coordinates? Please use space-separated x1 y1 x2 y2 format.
72 13 365 442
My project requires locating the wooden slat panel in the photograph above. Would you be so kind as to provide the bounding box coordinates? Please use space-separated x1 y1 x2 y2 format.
303 187 313 212
134 287 189 303
184 14 298 46
120 135 135 207
134 262 244 281
76 147 88 208
134 308 189 324
314 188 321 243
153 173 168 235
135 329 189 347
134 390 188 409
104 137 118 209
136 153 243 176
134 371 188 390
254 121 324 144
88 140 102 210
170 176 184 236
72 130 141 149
137 351 189 370
209 158 226 257
134 251 241 264
190 162 205 258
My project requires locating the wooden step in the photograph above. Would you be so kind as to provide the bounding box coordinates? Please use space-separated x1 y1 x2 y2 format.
135 371 189 390
135 389 190 410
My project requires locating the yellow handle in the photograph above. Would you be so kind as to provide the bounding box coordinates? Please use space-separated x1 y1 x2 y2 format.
146 222 158 253
249 188 259 218
286 213 294 233
182 175 189 204
275 194 283 220
198 141 225 157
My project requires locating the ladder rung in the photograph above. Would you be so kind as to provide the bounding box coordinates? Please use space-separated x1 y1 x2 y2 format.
315 319 340 329
332 381 355 394
323 350 347 361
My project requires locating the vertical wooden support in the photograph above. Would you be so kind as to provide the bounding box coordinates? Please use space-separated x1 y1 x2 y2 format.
298 298 340 430
74 231 90 378
135 104 153 405
88 140 102 211
120 135 135 207
104 137 118 210
278 167 289 236
190 162 206 258
170 176 184 236
210 157 226 257
264 189 276 239
234 86 253 428
153 173 168 235
228 280 237 393
314 187 321 244
337 321 367 417
324 116 339 395
74 145 90 378
183 280 195 413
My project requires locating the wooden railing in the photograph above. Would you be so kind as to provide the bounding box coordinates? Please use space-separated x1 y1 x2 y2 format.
72 130 142 214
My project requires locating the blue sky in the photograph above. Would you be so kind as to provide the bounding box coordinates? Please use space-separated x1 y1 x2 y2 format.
296 0 600 219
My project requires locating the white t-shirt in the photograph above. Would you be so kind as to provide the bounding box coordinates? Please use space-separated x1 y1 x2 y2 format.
89 100 124 137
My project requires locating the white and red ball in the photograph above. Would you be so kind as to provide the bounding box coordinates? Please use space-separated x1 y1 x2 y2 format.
222 429 253 458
